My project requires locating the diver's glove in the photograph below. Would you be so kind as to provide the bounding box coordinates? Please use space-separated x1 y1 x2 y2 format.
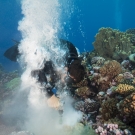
47 94 60 109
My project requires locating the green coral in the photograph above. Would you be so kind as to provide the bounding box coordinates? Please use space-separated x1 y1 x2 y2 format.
4 77 21 90
93 27 135 61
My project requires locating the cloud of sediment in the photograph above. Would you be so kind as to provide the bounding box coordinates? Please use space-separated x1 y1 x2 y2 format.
17 0 82 135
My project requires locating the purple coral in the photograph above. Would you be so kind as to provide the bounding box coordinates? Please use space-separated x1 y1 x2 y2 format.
95 123 132 135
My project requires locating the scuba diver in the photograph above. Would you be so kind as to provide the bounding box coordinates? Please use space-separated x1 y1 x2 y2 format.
4 39 86 109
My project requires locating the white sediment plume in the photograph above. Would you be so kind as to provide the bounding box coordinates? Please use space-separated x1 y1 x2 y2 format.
17 0 82 135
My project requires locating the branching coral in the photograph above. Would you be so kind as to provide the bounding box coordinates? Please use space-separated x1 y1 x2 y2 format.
105 118 134 133
117 92 135 125
91 56 105 67
72 77 89 88
99 60 122 79
74 99 100 114
115 84 135 96
126 28 135 46
100 98 119 121
93 27 135 61
114 74 124 84
75 86 96 98
89 60 122 91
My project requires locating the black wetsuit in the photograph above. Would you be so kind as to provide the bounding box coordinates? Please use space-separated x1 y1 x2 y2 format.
31 39 79 98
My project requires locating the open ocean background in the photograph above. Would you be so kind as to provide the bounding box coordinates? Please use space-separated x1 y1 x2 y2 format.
0 0 135 71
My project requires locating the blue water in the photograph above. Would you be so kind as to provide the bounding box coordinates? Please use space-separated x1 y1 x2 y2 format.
0 0 135 71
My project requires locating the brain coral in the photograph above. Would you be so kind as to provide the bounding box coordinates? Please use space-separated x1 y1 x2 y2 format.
93 27 135 61
99 60 122 79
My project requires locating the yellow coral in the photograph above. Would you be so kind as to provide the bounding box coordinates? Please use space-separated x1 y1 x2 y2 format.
115 84 135 95
99 60 122 79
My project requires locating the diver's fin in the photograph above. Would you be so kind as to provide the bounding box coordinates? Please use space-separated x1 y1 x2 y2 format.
4 44 20 62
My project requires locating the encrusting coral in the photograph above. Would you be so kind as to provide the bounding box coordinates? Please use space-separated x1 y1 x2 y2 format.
93 27 135 61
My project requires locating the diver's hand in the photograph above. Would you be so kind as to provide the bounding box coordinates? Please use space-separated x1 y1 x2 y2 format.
47 95 60 109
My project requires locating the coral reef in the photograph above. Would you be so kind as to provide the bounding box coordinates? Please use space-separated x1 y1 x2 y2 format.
89 60 122 91
117 92 135 126
75 86 95 98
72 77 89 88
114 74 124 84
115 84 135 96
100 98 119 121
95 124 132 135
2 27 135 135
91 56 105 67
74 99 100 114
126 28 135 35
99 60 122 79
93 27 135 61
106 118 134 132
